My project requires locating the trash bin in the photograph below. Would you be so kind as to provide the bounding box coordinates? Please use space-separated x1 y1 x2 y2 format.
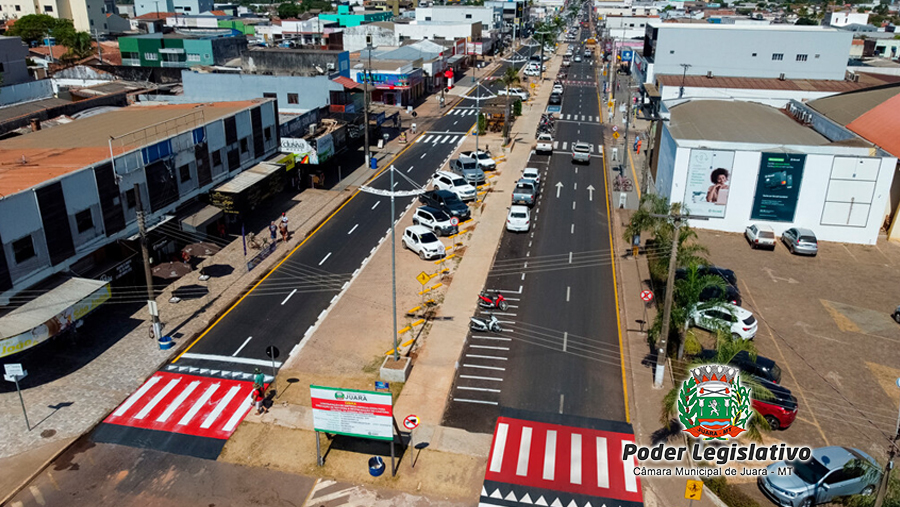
368 456 385 477
158 335 174 350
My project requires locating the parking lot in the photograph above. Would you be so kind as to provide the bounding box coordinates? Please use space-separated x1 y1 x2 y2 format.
690 229 900 499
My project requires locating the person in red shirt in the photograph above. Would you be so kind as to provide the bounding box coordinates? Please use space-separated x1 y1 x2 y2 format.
254 387 268 415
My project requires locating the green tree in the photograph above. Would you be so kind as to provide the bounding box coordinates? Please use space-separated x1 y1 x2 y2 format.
477 113 486 136
6 14 71 45
278 1 301 18
670 262 727 358
795 16 819 25
58 30 93 62
659 330 773 443
498 66 520 141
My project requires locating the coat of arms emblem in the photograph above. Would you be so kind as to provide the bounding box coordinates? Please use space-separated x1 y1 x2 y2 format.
678 364 752 440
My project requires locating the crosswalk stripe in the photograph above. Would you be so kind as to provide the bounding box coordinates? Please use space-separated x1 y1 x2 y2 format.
490 422 509 473
222 394 254 432
562 142 568 150
135 378 180 419
543 430 557 480
415 135 424 143
113 376 160 417
178 384 219 426
553 141 559 149
200 385 241 429
623 441 639 492
423 135 434 143
597 437 609 488
516 427 532 476
570 433 582 485
155 380 199 422
440 135 449 143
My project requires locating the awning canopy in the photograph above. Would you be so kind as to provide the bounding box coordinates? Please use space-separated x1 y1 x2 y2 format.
643 83 660 98
0 278 111 340
448 54 467 65
179 203 223 232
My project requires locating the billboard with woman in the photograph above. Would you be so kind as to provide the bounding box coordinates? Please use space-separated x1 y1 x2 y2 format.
683 149 735 218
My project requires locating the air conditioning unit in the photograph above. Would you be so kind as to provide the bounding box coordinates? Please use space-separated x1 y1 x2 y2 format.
706 70 713 78
778 73 786 80
309 124 317 136
327 62 336 70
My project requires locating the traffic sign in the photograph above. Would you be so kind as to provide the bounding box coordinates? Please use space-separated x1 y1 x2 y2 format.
4 363 23 377
403 414 420 430
608 100 614 108
685 479 703 500
265 346 280 359
640 290 654 302
375 381 390 391
612 125 618 132
530 82 536 89
416 272 430 285
613 131 620 139
450 216 459 226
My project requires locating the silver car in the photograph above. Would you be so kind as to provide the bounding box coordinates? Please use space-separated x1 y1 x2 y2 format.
571 142 591 164
758 446 879 507
781 227 818 256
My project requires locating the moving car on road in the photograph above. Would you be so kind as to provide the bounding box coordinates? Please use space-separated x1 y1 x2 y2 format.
498 88 529 100
574 55 582 62
402 225 446 260
412 206 458 236
745 224 776 250
506 205 531 232
432 170 476 201
418 189 471 220
461 150 496 171
759 446 879 507
572 142 591 164
689 303 758 340
782 227 818 256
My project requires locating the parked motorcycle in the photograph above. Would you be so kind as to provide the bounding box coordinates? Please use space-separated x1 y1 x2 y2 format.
478 292 509 311
470 314 503 333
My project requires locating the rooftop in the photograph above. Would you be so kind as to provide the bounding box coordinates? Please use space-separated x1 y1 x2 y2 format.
808 83 900 125
846 92 900 157
0 101 264 196
650 19 841 31
667 100 831 145
655 73 897 92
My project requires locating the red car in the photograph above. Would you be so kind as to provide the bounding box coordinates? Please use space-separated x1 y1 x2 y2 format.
752 378 798 431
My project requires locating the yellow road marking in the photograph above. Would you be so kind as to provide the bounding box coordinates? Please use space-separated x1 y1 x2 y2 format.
174 125 426 362
411 319 425 327
398 326 412 334
407 306 421 314
385 337 416 356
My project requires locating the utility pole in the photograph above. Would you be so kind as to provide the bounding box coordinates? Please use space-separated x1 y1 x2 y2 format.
134 184 162 341
650 212 707 388
363 37 374 167
875 379 900 507
678 63 692 99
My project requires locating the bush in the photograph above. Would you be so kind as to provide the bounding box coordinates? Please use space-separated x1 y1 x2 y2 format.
703 477 761 507
513 99 522 117
477 113 486 136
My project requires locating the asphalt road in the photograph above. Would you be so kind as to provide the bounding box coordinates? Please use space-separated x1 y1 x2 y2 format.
443 26 627 433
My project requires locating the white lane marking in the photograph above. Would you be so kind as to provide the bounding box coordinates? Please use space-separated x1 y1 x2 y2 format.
624 441 639 491
463 364 506 371
559 394 565 414
597 437 609 488
571 433 583 484
573 201 576 210
490 422 509 472
179 353 283 368
423 135 434 143
566 287 571 302
563 331 568 352
454 398 498 405
372 201 380 210
453 120 459 125
562 141 568 150
569 252 573 264
178 384 219 426
233 336 253 356
571 224 575 234
521 273 526 281
543 431 557 480
471 344 510 351
461 375 504 381
466 354 507 361
553 141 559 149
348 224 359 234
574 183 578 191
516 426 533 476
222 394 254 432
471 335 512 341
113 376 160 417
281 288 297 305
415 135 424 143
440 135 450 143
458 386 501 393
156 381 200 423
421 152 427 159
406 165 414 173
318 252 332 266
135 378 180 419
200 385 241 429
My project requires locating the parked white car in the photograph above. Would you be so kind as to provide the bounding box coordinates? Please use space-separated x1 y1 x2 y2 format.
506 205 531 232
402 225 446 260
461 150 496 171
413 206 458 236
689 304 758 340
432 170 477 201
552 84 564 94
745 224 776 250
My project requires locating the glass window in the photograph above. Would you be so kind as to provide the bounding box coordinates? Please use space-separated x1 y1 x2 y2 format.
772 53 783 61
187 53 201 62
125 189 136 209
43 5 52 11
212 150 222 166
240 138 249 153
145 53 159 61
179 164 191 183
288 93 299 104
13 236 35 263
796 54 807 62
76 209 94 233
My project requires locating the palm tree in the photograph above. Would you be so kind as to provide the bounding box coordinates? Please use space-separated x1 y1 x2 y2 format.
625 195 708 283
498 66 520 141
671 262 727 359
660 330 773 443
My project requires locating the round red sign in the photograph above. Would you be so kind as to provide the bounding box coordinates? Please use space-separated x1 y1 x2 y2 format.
403 415 420 430
640 290 654 302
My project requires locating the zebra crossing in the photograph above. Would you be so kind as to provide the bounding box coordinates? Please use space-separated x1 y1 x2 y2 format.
446 108 479 116
415 132 467 145
560 80 597 87
556 114 599 123
551 141 598 152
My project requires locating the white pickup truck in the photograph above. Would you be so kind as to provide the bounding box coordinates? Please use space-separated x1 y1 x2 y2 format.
535 133 553 154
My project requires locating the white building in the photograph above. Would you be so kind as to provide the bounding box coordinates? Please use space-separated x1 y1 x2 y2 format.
342 22 396 53
0 0 114 33
134 0 213 16
415 6 500 30
394 21 482 45
639 22 854 84
605 15 659 40
653 99 896 245
828 11 869 27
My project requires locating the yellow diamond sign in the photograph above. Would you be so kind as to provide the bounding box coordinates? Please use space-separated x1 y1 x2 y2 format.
416 272 430 285
685 479 703 500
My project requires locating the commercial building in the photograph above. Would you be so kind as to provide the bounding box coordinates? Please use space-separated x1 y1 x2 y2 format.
241 47 351 78
653 99 897 245
394 20 483 44
119 32 247 68
134 0 214 17
0 100 279 304
0 37 32 87
318 5 393 27
0 0 114 32
350 56 424 106
342 22 397 52
414 6 500 30
179 69 347 113
638 22 854 84
826 11 869 28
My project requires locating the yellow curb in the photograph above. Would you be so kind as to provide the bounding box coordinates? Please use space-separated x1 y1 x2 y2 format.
429 282 443 291
411 319 425 327
445 245 453 250
384 337 416 356
398 325 412 334
407 305 421 314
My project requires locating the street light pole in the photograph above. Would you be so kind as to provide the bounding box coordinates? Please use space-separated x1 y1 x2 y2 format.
134 184 162 341
363 42 374 166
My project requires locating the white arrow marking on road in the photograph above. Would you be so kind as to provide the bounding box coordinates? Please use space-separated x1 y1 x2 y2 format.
556 182 563 198
587 185 595 201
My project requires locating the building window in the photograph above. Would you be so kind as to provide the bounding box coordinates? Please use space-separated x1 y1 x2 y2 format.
43 5 52 11
75 209 94 233
751 52 757 57
425 16 431 20
669 50 674 54
179 164 191 183
772 53 783 61
263 92 276 99
13 236 35 264
240 138 249 153
212 150 222 166
815 54 820 59
125 189 136 209
287 93 299 104
90 19 94 25
264 126 273 141
796 54 807 62
183 5 190 10
187 53 201 62
465 13 471 18
15 5 21 10
144 53 158 61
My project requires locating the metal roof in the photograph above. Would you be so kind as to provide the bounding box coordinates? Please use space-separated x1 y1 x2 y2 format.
655 73 893 93
807 83 900 126
0 278 108 339
846 92 900 158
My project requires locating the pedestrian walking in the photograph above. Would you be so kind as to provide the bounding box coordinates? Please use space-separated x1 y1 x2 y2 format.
253 368 265 390
636 139 643 155
280 213 289 242
268 221 277 243
254 386 268 414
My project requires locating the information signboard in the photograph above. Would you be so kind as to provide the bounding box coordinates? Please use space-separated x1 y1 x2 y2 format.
310 385 393 440
750 153 806 222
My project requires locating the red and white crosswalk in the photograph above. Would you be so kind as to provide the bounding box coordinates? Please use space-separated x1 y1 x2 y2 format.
103 371 258 440
483 416 642 506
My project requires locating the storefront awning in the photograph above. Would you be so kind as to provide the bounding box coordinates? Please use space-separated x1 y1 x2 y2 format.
448 54 467 65
644 83 660 98
179 203 224 233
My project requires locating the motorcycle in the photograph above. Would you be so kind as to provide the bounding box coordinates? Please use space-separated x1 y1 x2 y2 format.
470 314 503 333
478 292 509 311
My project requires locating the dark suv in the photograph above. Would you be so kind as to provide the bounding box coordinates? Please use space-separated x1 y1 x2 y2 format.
695 349 782 384
677 265 740 304
418 190 470 220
